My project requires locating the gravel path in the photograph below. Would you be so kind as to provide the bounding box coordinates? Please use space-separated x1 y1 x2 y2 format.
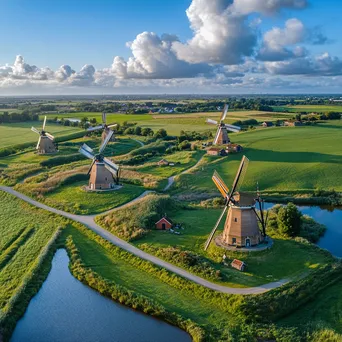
0 185 289 295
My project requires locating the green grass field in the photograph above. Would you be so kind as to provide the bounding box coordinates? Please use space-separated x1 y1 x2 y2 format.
127 204 333 287
0 122 81 148
273 105 342 113
174 122 342 194
43 181 145 214
0 191 62 313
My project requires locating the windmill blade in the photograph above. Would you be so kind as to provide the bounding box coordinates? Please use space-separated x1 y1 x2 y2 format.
87 125 104 132
45 132 55 140
102 112 106 125
103 157 119 172
99 130 114 153
79 144 95 160
31 127 40 135
225 124 241 133
220 104 229 122
107 123 117 129
82 143 94 154
206 118 218 125
204 206 228 251
212 171 229 198
42 116 47 130
36 136 41 149
87 159 96 175
229 156 249 198
213 127 221 145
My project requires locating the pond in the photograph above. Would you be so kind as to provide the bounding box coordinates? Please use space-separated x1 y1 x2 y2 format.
265 203 342 258
11 249 191 342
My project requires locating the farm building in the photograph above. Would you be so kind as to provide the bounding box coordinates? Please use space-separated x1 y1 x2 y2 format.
262 121 274 127
157 159 170 166
155 217 173 230
226 143 243 153
231 259 246 271
284 121 303 127
207 147 227 156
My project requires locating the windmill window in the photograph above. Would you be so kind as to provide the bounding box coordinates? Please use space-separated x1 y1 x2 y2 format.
234 218 238 222
232 238 236 245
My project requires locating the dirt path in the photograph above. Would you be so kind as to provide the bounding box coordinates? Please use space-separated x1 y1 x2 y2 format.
0 185 289 295
163 154 205 191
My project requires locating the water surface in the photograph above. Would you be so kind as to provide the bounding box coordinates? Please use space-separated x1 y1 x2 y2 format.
11 249 191 342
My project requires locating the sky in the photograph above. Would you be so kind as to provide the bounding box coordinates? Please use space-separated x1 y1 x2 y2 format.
0 0 342 95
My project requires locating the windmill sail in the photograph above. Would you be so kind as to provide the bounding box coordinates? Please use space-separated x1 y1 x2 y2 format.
225 124 241 133
31 127 40 134
87 125 103 132
79 144 95 160
212 171 229 198
45 132 55 140
206 118 218 125
102 112 106 124
103 157 119 172
42 116 47 130
220 104 229 122
36 136 41 149
99 130 114 153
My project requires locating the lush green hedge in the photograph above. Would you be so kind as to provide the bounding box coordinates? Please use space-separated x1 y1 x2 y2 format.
130 140 170 156
65 235 205 342
241 262 342 323
0 142 33 157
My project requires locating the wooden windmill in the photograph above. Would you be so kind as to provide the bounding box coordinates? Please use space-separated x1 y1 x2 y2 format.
206 104 241 145
79 130 120 191
31 116 57 154
87 112 117 142
204 156 268 250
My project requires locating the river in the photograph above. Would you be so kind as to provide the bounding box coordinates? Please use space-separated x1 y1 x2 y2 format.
10 249 191 342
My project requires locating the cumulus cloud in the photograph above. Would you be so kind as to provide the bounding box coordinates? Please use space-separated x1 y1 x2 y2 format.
257 18 329 62
110 31 214 79
265 53 342 76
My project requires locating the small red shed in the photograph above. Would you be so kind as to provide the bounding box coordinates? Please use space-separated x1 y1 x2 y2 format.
155 217 173 230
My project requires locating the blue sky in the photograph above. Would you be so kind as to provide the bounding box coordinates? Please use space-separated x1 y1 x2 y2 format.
1 0 342 94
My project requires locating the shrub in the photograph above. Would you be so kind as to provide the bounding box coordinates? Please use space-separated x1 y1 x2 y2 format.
277 202 302 237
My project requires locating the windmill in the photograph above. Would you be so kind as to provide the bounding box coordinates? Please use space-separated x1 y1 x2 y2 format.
79 130 120 191
206 104 241 145
87 112 117 142
204 156 268 251
31 116 57 154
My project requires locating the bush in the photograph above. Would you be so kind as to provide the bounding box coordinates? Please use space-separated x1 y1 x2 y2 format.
40 154 85 168
277 202 302 237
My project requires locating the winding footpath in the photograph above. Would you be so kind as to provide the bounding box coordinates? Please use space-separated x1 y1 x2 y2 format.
163 153 206 191
0 185 289 295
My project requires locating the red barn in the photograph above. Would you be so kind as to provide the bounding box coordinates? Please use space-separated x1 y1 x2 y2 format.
155 217 173 230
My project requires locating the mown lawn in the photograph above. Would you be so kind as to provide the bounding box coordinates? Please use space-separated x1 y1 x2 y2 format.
44 181 145 214
0 122 81 148
132 206 333 287
173 122 342 193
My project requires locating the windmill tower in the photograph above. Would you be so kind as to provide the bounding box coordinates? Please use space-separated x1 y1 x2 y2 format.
206 104 241 145
87 112 117 143
204 156 268 250
31 116 57 154
79 130 120 191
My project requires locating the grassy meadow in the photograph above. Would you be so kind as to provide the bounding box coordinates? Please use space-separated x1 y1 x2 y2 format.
173 122 342 194
273 105 342 113
0 121 81 148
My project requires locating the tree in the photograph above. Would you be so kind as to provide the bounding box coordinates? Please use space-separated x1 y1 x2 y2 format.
124 127 134 135
90 117 97 124
154 128 167 139
134 126 142 136
277 203 302 237
327 112 341 120
141 127 153 136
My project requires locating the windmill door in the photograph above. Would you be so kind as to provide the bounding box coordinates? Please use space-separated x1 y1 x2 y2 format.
245 238 251 247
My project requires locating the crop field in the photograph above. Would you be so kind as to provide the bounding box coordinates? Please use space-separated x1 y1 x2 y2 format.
0 122 81 148
0 191 62 314
174 122 342 194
